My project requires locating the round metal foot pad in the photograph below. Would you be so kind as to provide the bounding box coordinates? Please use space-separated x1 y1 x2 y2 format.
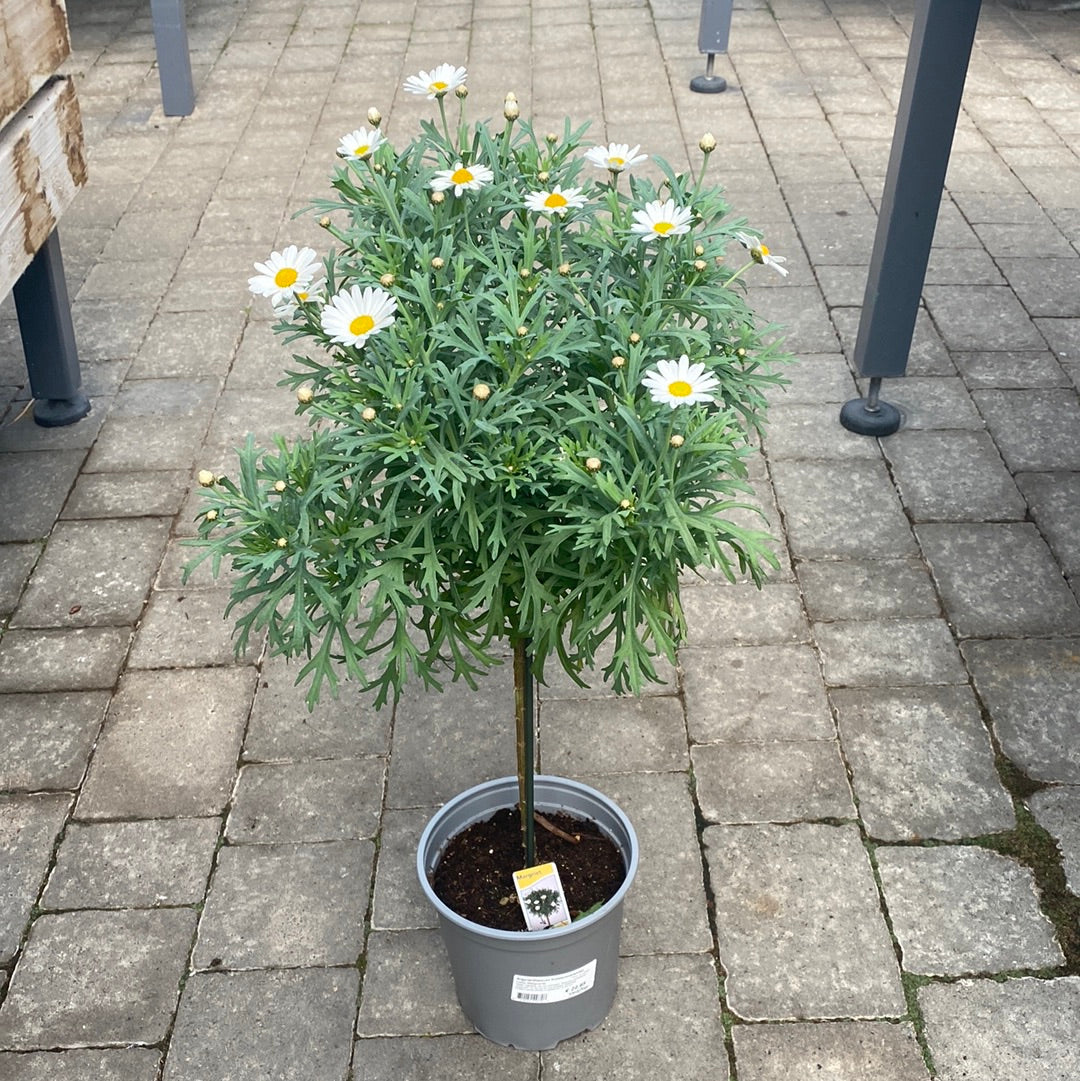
33 394 91 428
690 74 727 94
839 396 902 437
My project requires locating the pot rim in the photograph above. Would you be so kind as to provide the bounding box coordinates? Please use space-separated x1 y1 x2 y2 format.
417 774 639 942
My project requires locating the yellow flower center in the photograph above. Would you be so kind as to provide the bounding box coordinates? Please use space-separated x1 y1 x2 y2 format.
274 267 299 288
609 157 625 167
544 192 568 209
349 314 376 337
653 221 674 236
452 167 474 184
354 144 370 156
431 80 448 92
669 380 693 398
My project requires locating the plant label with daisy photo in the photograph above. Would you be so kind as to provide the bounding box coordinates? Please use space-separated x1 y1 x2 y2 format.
513 862 571 931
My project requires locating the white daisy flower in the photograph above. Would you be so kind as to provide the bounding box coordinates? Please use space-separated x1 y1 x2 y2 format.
320 285 397 348
641 355 720 408
403 63 468 99
430 160 494 197
337 126 385 161
272 281 323 318
523 185 587 217
630 199 694 242
248 246 320 303
735 231 789 276
584 142 648 172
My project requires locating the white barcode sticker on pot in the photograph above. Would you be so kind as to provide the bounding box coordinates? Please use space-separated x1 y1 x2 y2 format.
510 959 597 1004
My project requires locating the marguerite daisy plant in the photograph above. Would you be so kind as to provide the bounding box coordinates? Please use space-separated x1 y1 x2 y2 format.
192 65 791 906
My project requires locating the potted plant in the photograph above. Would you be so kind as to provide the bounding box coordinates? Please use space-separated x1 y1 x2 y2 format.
188 61 788 1049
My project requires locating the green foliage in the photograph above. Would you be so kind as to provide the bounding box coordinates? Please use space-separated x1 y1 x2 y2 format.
187 80 790 710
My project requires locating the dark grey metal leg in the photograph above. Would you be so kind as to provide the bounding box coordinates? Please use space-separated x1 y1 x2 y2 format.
840 0 983 436
691 0 732 93
12 231 91 428
150 0 195 117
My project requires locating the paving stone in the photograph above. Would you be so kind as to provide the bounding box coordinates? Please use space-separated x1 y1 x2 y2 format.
573 771 711 955
355 929 471 1037
42 818 220 910
537 634 679 698
997 256 1080 318
972 389 1080 472
682 582 810 647
385 664 518 808
371 807 439 931
732 1020 929 1080
917 523 1080 637
919 977 1080 1081
0 795 72 964
541 954 728 1079
692 740 854 824
953 350 1069 390
832 686 1014 841
923 286 1044 351
764 354 857 404
771 460 919 560
539 694 688 774
883 431 1026 522
11 518 170 628
127 588 263 667
352 1034 538 1081
226 757 385 843
877 845 1062 975
131 308 246 379
77 667 255 818
814 619 967 687
0 1049 162 1081
704 823 905 1019
682 644 835 742
797 559 940 621
0 909 195 1049
164 968 358 1081
964 638 1080 785
1028 786 1080 895
1016 471 1080 579
0 627 130 692
764 402 882 460
192 841 373 969
881 376 987 430
0 542 38 617
61 470 189 519
0 691 108 790
0 452 85 542
242 653 392 761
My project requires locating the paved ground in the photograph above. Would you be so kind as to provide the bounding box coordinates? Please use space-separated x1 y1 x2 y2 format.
2 0 1080 1077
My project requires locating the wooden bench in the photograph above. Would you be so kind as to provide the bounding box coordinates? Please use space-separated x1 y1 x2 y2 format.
2 0 89 426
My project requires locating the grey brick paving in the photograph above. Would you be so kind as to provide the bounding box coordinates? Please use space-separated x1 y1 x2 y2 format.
876 845 1063 975
1 0 1079 1076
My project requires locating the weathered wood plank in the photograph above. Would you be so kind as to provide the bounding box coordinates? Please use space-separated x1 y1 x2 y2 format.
0 75 86 299
0 0 71 131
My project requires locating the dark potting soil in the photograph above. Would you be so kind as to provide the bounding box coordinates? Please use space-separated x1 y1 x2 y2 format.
431 806 626 931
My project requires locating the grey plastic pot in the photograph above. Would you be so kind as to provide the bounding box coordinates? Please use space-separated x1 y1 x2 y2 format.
417 775 639 1051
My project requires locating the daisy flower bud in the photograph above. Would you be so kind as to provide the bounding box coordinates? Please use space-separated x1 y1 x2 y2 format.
504 95 520 120
276 537 288 548
699 132 717 153
455 84 468 99
472 383 491 401
274 480 286 492
537 171 550 182
380 273 395 287
361 406 377 421
519 268 530 279
669 434 685 448
694 259 707 271
205 509 218 521
431 190 445 205
611 355 626 369
319 216 331 228
367 106 382 127
297 387 314 404
585 457 601 473
197 470 216 487
619 499 631 510
431 256 445 269
546 132 558 144
695 244 705 257
558 262 571 275
517 326 528 337
629 332 641 344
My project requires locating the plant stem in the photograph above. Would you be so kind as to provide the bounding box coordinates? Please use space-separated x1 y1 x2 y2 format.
513 637 537 867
